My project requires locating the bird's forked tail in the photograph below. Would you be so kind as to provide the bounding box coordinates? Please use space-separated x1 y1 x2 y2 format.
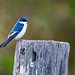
0 37 14 48
0 42 7 48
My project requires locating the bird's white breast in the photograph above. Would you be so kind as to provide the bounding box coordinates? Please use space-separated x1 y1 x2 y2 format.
15 22 27 39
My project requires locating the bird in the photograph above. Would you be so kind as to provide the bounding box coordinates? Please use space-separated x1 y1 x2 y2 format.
0 17 29 48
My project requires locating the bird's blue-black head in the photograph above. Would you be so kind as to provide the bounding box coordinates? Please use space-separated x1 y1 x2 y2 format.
18 17 29 22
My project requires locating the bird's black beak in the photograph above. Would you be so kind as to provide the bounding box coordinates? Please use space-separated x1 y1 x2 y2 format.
27 20 29 22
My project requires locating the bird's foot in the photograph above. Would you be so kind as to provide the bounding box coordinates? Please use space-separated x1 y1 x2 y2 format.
18 39 22 42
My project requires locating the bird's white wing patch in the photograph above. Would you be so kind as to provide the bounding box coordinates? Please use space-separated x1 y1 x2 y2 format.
8 31 18 38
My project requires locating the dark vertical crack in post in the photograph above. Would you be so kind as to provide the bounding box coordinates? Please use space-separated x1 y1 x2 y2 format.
32 50 36 62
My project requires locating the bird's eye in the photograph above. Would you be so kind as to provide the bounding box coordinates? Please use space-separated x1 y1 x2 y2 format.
22 20 26 22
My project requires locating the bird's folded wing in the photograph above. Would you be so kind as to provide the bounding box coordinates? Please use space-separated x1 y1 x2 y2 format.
8 31 18 38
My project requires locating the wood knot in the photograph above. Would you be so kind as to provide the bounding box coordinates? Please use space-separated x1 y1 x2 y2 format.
20 48 25 55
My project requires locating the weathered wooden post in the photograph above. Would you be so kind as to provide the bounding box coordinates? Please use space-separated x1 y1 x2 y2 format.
13 40 70 75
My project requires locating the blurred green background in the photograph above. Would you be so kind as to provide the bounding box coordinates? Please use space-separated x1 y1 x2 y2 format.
0 0 75 75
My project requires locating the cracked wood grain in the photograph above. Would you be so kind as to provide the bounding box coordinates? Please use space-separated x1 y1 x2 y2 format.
13 40 70 75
